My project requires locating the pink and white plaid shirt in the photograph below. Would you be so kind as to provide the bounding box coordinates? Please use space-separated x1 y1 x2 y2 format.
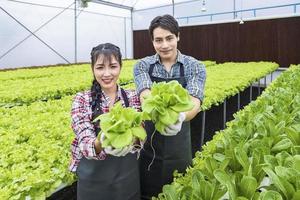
69 87 141 172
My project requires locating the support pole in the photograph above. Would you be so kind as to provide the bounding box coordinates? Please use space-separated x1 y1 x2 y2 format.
200 111 206 149
237 92 240 110
172 0 175 16
124 17 127 58
258 79 261 96
264 76 267 88
74 0 77 63
250 84 252 102
223 99 226 129
271 72 273 82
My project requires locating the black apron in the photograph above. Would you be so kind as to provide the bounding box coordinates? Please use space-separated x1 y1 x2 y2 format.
139 64 192 200
76 88 140 200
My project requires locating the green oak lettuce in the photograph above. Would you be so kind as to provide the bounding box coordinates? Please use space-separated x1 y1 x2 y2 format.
142 81 194 133
94 102 147 149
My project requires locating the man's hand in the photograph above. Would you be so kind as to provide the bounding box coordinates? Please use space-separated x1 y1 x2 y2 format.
160 112 186 136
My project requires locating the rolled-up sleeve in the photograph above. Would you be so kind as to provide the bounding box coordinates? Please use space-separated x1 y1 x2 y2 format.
186 61 206 102
133 60 152 95
71 93 105 160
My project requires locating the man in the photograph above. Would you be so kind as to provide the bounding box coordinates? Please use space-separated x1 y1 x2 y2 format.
133 14 206 199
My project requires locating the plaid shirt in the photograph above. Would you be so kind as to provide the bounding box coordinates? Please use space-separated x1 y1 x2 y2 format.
69 87 141 172
133 51 206 101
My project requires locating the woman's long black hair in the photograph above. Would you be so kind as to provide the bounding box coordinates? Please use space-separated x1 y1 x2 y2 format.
90 43 122 119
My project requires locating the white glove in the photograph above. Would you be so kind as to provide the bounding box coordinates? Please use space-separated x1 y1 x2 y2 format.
104 145 133 157
161 112 186 136
100 132 133 157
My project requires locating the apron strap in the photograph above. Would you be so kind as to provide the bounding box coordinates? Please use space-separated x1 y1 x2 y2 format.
149 64 155 77
179 63 184 77
120 88 130 107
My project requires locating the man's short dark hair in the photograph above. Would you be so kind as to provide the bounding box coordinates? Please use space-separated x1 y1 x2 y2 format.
149 14 179 40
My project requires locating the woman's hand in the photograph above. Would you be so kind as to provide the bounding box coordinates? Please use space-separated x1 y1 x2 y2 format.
104 146 133 157
100 132 133 157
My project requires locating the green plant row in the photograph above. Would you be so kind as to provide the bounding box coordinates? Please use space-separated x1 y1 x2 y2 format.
0 96 75 200
155 65 300 200
0 62 135 108
202 60 217 67
0 60 138 82
202 62 279 110
124 62 279 111
0 60 214 82
0 60 216 108
0 64 88 81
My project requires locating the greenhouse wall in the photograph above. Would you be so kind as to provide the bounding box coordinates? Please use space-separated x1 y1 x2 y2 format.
132 0 300 30
0 0 133 69
133 16 300 68
1 0 299 69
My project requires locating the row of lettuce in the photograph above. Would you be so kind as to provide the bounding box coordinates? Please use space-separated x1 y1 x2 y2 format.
0 60 217 82
0 62 135 108
123 62 278 111
0 61 278 199
155 65 300 200
0 60 217 108
0 61 278 111
0 97 74 199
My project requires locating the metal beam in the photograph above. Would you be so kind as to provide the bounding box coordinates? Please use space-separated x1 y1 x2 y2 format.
91 0 133 10
134 0 199 11
124 17 127 58
233 0 236 19
172 0 175 16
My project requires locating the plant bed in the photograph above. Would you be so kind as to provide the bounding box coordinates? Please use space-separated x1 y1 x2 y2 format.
155 65 300 200
191 85 264 156
47 182 77 200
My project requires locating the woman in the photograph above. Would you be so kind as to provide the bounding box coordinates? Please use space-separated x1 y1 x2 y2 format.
69 43 142 200
134 15 206 199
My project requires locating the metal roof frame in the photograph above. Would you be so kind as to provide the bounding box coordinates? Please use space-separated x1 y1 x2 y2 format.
91 0 133 10
89 0 201 11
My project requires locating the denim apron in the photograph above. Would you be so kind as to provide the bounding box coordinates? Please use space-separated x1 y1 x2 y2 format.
139 64 192 199
76 88 140 200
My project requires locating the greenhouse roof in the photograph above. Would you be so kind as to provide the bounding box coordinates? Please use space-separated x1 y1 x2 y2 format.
92 0 199 10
